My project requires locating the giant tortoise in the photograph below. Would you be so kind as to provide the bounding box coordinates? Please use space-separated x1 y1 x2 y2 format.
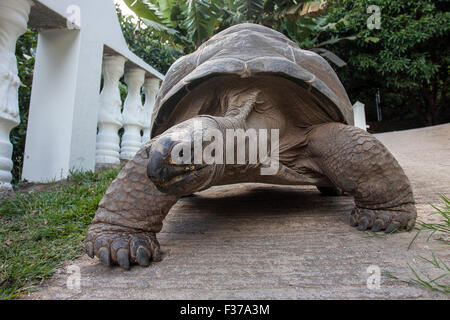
85 23 416 269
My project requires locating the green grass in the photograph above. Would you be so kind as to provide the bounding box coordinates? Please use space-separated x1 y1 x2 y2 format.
386 194 449 294
412 194 450 246
0 169 118 300
408 194 449 293
406 252 449 293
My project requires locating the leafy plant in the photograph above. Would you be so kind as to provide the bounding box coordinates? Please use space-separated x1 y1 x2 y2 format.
321 0 450 125
116 5 182 74
184 0 225 48
11 29 37 184
227 0 265 23
123 0 225 51
124 0 353 64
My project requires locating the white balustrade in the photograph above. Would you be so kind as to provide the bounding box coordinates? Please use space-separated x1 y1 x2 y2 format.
142 77 160 146
95 55 126 170
0 0 164 190
0 0 32 195
120 68 146 161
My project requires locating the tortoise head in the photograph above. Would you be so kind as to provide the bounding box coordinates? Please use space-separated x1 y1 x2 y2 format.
147 116 223 195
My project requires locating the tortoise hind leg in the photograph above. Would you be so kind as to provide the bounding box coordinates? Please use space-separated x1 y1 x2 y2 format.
85 142 179 269
307 123 416 233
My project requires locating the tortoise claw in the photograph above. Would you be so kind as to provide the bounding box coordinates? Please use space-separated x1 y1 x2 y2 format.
98 247 111 267
349 207 415 233
357 217 369 231
85 241 94 258
371 219 384 232
385 222 400 234
117 249 130 270
136 247 151 267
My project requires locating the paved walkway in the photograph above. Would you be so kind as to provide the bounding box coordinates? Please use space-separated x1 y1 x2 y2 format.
24 124 450 299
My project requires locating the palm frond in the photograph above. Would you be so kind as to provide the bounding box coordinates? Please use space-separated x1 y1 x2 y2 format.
229 0 265 23
185 0 224 47
123 0 165 23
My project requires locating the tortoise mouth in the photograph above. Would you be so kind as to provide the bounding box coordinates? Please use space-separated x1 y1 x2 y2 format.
158 164 209 189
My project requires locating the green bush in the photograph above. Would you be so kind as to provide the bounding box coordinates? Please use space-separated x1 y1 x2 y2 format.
117 6 182 74
319 0 450 126
11 29 37 184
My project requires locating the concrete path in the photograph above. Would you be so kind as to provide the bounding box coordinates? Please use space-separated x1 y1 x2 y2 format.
24 124 450 299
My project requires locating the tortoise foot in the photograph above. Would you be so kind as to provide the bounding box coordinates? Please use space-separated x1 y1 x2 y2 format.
85 223 161 270
348 205 416 233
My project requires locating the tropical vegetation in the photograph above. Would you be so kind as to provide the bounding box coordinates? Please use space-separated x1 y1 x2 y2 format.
123 0 449 127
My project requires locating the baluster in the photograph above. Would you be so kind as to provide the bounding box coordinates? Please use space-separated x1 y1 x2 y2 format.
141 77 160 145
95 55 126 170
120 68 146 161
0 0 32 195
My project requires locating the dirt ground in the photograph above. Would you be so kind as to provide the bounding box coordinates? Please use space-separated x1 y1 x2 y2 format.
21 124 449 299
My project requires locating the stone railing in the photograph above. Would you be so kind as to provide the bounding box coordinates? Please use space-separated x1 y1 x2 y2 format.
95 58 161 170
0 0 163 195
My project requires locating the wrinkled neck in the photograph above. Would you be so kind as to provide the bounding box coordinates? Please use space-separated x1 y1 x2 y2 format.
196 114 247 133
193 115 260 186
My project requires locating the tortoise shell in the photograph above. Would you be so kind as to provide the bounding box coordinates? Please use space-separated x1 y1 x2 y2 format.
151 23 353 137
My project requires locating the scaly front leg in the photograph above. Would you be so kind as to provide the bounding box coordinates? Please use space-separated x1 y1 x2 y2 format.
85 142 179 269
307 123 416 233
